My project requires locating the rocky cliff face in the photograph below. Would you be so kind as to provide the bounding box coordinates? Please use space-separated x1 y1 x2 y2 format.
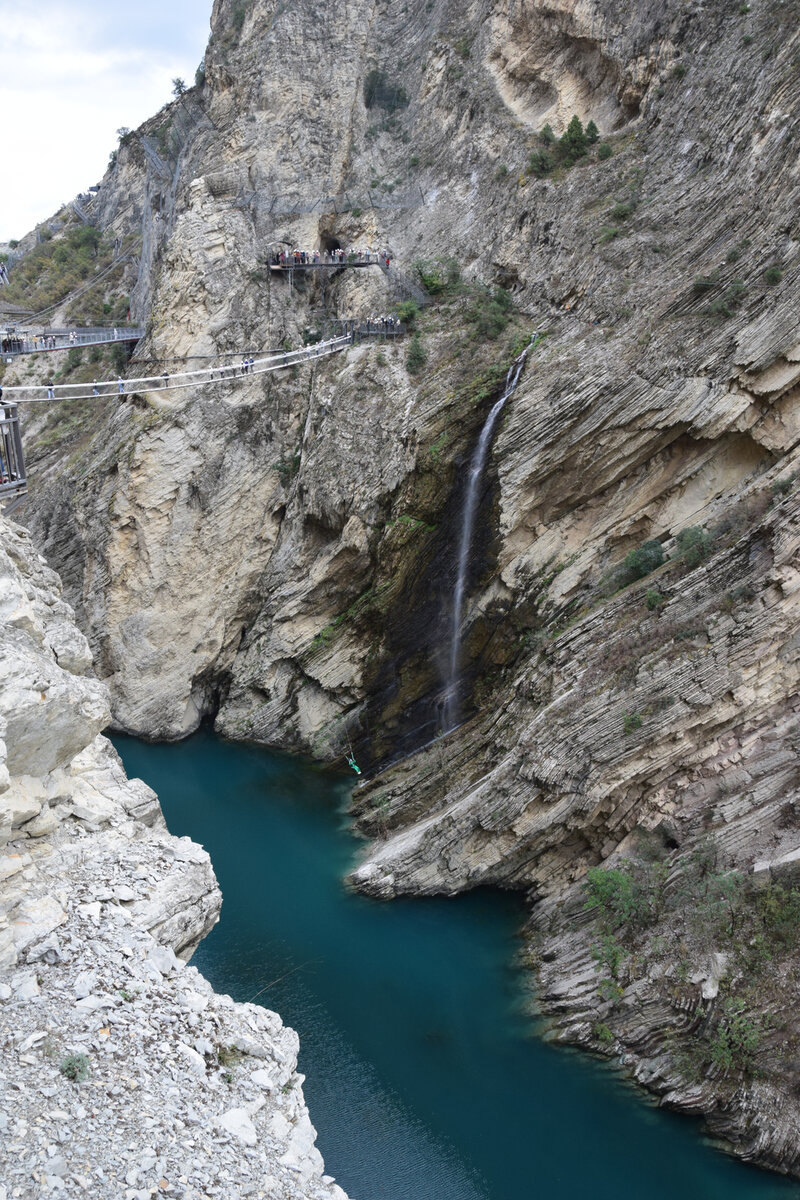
0 512 348 1199
7 0 800 1178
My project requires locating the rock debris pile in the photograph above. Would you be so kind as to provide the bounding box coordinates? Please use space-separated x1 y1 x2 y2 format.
0 513 348 1200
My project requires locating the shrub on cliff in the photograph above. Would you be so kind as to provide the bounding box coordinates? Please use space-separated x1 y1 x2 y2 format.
610 200 636 221
531 118 609 175
464 285 513 341
528 150 553 179
584 863 664 932
708 998 763 1074
59 1053 90 1083
623 538 665 580
395 299 420 328
676 525 712 568
414 257 459 295
702 278 747 318
756 885 800 948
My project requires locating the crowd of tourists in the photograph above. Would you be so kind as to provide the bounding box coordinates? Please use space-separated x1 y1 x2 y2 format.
271 247 391 267
359 314 402 333
2 327 127 356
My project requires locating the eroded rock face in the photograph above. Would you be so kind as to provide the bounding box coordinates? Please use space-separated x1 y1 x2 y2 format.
0 513 348 1199
7 0 800 1178
17 0 799 755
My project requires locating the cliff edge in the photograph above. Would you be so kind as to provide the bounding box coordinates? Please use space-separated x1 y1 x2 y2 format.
0 513 348 1200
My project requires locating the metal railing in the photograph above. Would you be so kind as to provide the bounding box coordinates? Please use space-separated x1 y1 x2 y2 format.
0 405 26 498
3 335 355 403
1 327 144 357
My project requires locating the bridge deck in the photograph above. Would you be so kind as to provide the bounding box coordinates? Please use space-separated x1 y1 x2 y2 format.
4 323 405 404
2 328 144 358
269 261 377 272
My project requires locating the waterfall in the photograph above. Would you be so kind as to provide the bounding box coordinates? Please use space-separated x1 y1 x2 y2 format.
442 339 534 733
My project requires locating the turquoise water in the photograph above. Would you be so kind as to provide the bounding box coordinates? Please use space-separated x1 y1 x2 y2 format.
113 731 800 1200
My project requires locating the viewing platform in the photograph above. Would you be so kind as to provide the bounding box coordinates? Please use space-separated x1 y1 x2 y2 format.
1 326 144 358
270 262 379 272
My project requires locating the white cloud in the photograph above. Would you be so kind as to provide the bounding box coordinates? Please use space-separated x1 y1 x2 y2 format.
0 1 210 241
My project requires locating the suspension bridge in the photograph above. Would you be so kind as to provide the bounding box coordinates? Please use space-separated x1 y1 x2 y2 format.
0 237 416 505
0 336 354 506
2 335 358 406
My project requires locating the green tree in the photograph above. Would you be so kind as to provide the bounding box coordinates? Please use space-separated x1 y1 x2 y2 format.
585 864 657 931
172 77 187 97
539 123 556 145
597 142 613 161
395 299 419 328
709 999 762 1073
464 286 513 341
623 538 664 580
676 525 712 568
585 119 599 144
406 332 427 374
528 150 553 178
591 934 624 980
560 115 587 162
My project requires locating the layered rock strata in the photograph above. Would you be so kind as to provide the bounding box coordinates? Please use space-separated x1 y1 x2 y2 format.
4 0 800 1179
14 0 798 759
0 513 348 1200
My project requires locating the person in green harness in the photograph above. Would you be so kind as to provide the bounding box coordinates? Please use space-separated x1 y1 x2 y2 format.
345 732 361 775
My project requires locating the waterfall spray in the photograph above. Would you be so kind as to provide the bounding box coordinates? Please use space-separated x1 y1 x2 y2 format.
442 338 535 733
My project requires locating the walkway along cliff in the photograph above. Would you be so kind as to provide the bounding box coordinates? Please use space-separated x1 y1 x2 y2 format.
3 0 800 1179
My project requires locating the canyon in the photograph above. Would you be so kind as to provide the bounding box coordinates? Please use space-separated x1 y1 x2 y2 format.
2 0 800 1184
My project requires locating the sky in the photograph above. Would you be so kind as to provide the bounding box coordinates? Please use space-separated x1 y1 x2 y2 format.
0 0 211 242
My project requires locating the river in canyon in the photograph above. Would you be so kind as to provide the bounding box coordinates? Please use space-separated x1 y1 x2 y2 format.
113 731 800 1200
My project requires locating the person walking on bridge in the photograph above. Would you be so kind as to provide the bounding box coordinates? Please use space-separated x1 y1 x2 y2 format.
46 382 55 400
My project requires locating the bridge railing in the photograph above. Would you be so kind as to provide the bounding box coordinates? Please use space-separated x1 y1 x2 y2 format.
3 335 354 403
1 327 144 357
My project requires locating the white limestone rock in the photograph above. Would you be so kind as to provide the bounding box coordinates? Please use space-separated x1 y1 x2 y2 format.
0 512 347 1199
